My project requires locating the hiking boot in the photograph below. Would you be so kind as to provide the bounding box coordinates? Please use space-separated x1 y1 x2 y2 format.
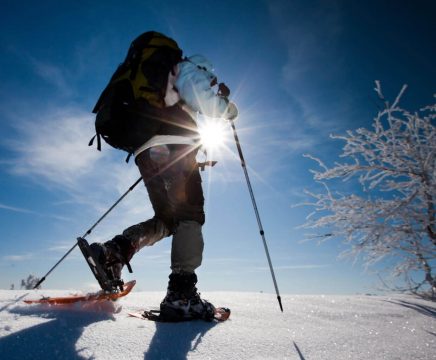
90 235 133 283
160 291 216 321
159 273 215 321
89 242 123 281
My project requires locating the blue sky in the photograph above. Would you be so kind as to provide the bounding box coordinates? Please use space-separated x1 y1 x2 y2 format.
0 0 435 295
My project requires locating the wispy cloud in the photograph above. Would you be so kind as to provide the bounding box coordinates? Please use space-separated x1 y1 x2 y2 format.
47 243 76 253
3 253 34 261
2 103 155 244
27 34 113 97
6 107 100 188
253 264 330 271
0 203 33 214
30 59 72 96
0 202 71 221
267 0 349 149
268 0 343 85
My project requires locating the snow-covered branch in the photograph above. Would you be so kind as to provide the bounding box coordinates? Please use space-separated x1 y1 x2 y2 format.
300 84 436 299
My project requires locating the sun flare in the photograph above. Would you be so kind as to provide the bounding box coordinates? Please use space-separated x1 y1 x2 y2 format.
199 120 227 151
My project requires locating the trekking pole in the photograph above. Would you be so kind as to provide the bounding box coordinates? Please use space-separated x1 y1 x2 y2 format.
229 119 283 312
33 176 143 289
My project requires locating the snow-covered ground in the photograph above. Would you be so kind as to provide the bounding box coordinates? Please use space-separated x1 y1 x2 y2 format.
0 289 435 359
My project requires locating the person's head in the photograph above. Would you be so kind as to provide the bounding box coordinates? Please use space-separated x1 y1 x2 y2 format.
186 55 217 86
187 55 213 72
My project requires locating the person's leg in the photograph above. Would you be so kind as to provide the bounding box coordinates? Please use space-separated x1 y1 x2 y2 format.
90 219 171 282
91 143 213 318
150 145 214 319
122 217 170 251
171 220 204 274
89 147 174 281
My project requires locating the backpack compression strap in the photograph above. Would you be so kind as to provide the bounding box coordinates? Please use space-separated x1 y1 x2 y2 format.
88 133 102 151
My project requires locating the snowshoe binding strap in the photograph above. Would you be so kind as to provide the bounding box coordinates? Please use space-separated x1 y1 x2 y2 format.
137 306 230 322
77 237 124 292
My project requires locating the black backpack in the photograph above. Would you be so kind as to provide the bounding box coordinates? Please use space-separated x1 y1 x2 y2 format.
89 31 183 157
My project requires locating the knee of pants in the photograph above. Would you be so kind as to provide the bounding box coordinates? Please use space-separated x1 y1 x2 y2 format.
171 220 204 273
154 216 177 235
122 218 171 249
156 210 205 234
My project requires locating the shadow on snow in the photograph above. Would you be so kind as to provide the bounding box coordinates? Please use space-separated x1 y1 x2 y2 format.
383 299 436 318
0 294 30 313
144 320 218 360
0 304 115 360
293 341 306 360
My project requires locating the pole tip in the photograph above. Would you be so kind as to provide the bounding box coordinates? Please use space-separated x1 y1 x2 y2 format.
277 295 283 312
33 277 45 290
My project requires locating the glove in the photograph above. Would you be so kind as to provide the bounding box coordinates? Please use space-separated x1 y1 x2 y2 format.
218 82 230 98
225 102 238 120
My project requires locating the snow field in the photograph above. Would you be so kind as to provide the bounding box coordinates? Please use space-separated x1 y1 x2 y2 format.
0 290 435 359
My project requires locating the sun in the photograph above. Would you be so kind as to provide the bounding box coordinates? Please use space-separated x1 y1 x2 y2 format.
198 120 227 151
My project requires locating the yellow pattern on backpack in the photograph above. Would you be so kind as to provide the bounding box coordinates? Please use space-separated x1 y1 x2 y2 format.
90 31 183 154
111 35 181 108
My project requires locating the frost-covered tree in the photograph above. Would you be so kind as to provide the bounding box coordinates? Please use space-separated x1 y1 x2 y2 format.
302 83 436 299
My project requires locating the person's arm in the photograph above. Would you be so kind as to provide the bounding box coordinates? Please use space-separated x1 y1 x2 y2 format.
175 60 237 119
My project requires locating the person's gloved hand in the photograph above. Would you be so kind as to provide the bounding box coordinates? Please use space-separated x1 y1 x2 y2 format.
226 102 238 120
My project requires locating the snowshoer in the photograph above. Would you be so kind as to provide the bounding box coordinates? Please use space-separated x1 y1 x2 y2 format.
89 31 238 321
